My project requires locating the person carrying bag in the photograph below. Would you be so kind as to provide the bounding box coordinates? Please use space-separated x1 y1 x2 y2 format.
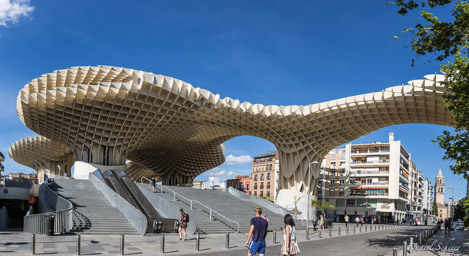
281 214 300 255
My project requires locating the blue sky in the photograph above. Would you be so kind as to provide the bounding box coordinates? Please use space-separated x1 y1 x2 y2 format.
0 0 466 201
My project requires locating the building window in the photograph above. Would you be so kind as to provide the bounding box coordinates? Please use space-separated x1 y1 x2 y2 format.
246 184 250 191
336 199 345 207
260 191 264 197
357 199 367 207
339 188 344 196
330 179 335 185
267 173 271 180
254 175 258 181
347 199 355 207
267 191 270 197
261 174 264 181
254 191 257 196
368 199 377 208
329 189 335 196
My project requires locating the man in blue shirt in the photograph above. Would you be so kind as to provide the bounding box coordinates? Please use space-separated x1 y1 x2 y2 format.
244 207 268 256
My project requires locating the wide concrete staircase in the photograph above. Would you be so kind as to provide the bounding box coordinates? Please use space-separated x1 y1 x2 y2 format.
53 179 138 235
138 184 296 234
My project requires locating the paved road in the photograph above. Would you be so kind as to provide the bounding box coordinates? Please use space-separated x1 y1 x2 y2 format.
202 226 431 256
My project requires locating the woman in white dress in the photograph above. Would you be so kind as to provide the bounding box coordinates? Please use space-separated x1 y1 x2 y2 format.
281 214 300 255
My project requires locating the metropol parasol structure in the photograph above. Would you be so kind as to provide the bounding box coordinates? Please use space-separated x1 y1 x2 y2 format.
10 65 453 207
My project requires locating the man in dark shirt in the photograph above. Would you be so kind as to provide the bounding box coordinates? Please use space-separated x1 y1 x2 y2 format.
244 207 268 256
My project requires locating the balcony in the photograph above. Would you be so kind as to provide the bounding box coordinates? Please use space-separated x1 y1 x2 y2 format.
399 184 410 192
350 170 389 176
350 192 388 197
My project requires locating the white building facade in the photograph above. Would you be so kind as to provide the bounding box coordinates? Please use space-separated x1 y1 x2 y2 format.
317 133 431 223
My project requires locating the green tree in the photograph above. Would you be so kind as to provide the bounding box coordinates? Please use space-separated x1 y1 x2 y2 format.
311 200 335 217
432 201 439 215
388 0 469 179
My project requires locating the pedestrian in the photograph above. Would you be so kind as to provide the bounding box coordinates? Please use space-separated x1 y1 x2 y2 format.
447 219 451 234
360 217 364 226
178 209 188 241
244 207 268 256
281 214 300 256
319 215 325 231
344 215 349 228
151 176 156 193
355 216 360 227
312 215 318 231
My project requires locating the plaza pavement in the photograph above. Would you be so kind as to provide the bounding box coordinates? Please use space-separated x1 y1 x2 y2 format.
0 224 439 255
410 228 469 256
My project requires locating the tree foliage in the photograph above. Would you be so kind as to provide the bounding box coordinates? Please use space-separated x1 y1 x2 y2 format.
311 200 335 216
389 0 468 179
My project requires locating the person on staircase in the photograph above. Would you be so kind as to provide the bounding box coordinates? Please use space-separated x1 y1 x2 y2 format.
178 208 188 241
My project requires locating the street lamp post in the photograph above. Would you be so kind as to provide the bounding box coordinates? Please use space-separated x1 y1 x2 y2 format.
307 160 319 239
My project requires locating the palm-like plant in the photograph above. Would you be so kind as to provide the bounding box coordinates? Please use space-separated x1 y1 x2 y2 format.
311 200 335 217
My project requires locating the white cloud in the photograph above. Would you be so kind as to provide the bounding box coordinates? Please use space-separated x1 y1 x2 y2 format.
210 170 226 176
227 171 234 176
225 154 252 165
0 0 34 27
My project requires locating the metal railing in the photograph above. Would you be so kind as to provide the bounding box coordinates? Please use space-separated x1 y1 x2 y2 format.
137 184 197 235
141 177 240 233
227 186 292 216
24 182 73 234
91 173 147 235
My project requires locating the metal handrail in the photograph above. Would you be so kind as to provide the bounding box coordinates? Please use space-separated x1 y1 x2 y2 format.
140 178 239 233
227 187 292 215
24 182 73 234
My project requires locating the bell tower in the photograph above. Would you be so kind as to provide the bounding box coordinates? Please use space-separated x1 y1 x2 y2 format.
434 169 446 219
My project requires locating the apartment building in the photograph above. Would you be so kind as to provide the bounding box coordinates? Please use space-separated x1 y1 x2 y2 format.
0 152 4 174
318 133 418 223
251 152 279 199
226 175 252 194
422 178 433 214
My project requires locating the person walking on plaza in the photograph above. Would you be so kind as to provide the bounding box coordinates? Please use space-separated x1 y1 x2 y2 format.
244 207 268 256
312 215 318 231
444 219 448 234
360 217 364 227
151 176 156 193
344 215 349 227
178 209 188 241
319 215 325 231
281 214 300 256
355 216 360 227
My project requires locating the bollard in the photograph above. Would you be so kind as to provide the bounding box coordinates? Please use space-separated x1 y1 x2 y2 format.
403 241 407 256
160 234 165 254
353 227 356 234
273 230 277 244
374 225 377 231
365 226 367 232
319 230 322 238
409 237 413 254
120 235 125 255
306 228 309 240
225 233 230 249
419 234 422 246
393 247 398 256
329 227 332 237
196 233 200 251
347 226 349 235
77 235 81 255
31 234 35 255
338 227 341 236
